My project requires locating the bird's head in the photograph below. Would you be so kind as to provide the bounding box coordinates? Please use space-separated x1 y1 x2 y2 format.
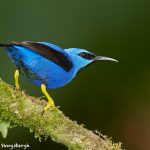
65 48 118 75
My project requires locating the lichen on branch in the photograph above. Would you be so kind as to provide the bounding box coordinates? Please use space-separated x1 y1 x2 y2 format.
0 78 122 150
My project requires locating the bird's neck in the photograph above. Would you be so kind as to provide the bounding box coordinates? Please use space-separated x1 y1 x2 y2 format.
70 57 91 77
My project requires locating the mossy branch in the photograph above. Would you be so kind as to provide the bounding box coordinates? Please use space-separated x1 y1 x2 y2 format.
0 78 122 150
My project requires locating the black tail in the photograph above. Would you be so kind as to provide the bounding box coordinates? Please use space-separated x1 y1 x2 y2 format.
0 44 15 48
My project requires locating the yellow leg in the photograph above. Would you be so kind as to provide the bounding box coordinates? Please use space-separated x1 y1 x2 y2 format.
14 70 20 90
41 84 55 111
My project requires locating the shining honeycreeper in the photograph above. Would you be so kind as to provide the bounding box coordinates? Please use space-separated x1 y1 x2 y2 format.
0 41 118 111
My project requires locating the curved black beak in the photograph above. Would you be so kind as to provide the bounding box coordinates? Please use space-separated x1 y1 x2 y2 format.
94 56 118 62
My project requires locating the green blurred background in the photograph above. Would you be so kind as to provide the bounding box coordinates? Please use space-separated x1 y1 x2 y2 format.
0 0 149 149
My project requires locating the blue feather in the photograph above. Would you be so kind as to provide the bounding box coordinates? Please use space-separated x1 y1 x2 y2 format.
0 41 117 89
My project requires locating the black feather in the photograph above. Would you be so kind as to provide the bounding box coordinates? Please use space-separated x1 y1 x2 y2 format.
0 41 73 72
79 52 96 60
0 43 15 47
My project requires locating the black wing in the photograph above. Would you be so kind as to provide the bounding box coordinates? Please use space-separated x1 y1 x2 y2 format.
1 41 73 72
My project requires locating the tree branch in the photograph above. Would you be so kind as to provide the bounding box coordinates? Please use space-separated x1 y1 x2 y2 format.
0 78 122 150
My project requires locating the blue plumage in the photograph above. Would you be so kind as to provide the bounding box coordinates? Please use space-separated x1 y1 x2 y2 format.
0 41 118 110
6 43 74 89
0 41 117 89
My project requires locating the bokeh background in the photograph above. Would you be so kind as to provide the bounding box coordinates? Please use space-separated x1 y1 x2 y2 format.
0 0 149 149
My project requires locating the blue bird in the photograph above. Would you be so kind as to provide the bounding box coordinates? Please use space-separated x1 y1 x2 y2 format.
0 41 117 111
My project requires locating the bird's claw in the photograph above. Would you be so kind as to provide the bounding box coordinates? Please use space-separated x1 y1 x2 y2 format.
15 85 20 90
44 102 55 111
42 102 55 115
41 84 55 115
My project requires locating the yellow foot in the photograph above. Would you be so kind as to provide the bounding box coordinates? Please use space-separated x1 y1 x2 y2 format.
44 102 54 111
41 84 55 112
14 70 20 90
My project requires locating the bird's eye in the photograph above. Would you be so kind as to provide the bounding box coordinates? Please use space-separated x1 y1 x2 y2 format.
79 52 96 60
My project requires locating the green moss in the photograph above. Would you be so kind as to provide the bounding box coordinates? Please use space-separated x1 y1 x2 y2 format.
0 78 122 150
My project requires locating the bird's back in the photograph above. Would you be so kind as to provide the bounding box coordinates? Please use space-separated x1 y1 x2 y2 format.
1 42 75 89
